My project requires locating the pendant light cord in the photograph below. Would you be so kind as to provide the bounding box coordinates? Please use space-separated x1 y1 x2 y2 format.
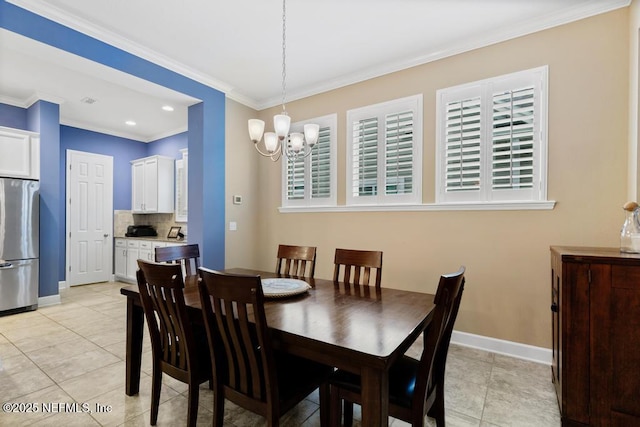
281 0 287 113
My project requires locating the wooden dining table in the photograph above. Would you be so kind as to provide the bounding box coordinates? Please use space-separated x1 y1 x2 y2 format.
120 268 435 426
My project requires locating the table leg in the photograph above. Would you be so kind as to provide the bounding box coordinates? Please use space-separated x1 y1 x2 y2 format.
125 296 144 396
360 366 389 426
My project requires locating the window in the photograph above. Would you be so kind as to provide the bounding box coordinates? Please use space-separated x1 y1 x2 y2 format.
436 66 548 204
346 95 423 206
281 114 337 207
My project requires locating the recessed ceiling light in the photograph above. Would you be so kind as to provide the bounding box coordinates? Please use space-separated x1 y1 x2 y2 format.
125 120 136 126
162 105 174 112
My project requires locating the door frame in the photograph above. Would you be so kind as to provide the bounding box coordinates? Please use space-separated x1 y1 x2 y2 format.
65 149 114 287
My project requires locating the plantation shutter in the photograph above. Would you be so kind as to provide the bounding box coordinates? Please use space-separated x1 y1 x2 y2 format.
286 154 305 200
444 97 481 193
492 87 535 190
311 125 331 199
352 117 379 197
385 111 414 195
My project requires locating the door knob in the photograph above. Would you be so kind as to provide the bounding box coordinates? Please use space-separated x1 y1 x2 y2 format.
104 234 109 238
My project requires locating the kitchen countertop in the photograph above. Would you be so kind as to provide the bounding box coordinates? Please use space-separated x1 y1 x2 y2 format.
115 236 188 244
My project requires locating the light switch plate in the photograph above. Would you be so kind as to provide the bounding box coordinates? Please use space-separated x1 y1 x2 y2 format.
233 195 242 204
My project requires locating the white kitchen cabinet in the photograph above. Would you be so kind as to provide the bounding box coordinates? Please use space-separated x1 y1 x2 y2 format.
114 238 185 283
175 149 188 222
125 240 140 282
131 155 174 213
0 126 39 180
138 241 153 265
114 238 127 278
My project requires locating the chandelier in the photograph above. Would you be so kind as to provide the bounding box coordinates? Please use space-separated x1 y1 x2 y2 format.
248 0 319 162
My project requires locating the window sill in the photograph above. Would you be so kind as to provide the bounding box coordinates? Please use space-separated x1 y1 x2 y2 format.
278 200 556 213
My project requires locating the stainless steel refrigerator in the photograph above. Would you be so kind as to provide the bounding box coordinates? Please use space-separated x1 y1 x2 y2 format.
0 177 39 314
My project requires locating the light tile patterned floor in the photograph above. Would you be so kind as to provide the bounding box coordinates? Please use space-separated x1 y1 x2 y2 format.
0 281 561 426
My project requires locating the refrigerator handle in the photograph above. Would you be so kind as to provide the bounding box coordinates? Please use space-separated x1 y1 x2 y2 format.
0 261 14 269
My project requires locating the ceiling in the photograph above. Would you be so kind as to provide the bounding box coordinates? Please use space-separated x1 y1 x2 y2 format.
0 0 630 142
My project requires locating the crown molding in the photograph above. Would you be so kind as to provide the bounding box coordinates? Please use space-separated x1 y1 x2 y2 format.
8 0 234 96
8 0 631 112
253 0 631 110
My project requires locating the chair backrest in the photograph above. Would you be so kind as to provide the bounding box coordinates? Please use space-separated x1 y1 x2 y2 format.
333 248 383 288
136 260 196 374
198 268 277 413
155 244 200 278
412 266 465 412
276 244 317 278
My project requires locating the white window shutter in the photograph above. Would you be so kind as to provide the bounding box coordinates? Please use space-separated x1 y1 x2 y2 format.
347 94 423 206
437 66 547 204
311 125 331 199
352 117 379 198
444 97 481 193
385 111 414 195
281 114 337 208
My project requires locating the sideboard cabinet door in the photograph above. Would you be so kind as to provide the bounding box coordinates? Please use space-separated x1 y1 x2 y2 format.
551 246 640 427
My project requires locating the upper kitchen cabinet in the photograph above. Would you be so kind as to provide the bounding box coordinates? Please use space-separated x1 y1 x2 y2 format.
0 127 39 180
131 155 174 213
175 149 188 222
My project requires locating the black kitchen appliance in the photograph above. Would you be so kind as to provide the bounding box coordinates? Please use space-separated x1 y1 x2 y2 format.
125 225 157 237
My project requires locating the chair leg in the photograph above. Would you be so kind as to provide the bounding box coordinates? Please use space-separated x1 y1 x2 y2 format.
212 383 225 427
186 381 200 427
343 401 354 427
150 362 162 425
318 383 330 427
329 385 342 427
427 386 445 427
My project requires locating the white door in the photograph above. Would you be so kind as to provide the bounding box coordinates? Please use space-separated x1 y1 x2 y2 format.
66 150 114 286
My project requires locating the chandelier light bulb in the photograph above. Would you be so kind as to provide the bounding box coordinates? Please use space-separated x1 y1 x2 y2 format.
274 114 291 140
290 132 304 152
303 124 320 146
264 132 279 153
248 119 265 143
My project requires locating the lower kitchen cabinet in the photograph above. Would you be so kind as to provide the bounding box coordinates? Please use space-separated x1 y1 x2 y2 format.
550 246 640 427
115 238 185 283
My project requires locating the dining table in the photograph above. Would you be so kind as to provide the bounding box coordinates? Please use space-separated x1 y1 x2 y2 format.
120 268 436 426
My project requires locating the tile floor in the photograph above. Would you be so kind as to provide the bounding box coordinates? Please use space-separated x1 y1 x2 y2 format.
0 281 561 426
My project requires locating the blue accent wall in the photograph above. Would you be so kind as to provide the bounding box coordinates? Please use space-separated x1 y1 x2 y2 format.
1 0 226 294
146 132 188 159
0 104 27 129
26 101 61 298
61 126 148 210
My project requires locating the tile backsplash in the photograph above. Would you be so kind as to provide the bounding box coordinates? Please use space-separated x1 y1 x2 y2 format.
114 210 187 239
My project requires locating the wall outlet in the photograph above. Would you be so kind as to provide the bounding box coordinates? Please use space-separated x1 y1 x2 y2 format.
229 221 237 231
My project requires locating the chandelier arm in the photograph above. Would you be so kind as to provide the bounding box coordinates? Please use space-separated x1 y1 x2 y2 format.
253 142 282 158
283 144 314 160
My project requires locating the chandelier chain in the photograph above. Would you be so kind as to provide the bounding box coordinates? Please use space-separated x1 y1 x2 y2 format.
281 0 287 112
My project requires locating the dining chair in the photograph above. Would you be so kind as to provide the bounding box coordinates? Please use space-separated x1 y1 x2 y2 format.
329 266 466 427
276 244 317 278
136 260 211 427
155 243 200 286
333 248 383 288
198 267 332 427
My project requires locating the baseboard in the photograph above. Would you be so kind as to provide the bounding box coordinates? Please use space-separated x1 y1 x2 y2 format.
451 330 552 365
58 280 68 290
38 294 61 307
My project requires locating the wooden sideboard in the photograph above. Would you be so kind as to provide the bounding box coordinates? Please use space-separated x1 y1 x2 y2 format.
550 246 640 427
